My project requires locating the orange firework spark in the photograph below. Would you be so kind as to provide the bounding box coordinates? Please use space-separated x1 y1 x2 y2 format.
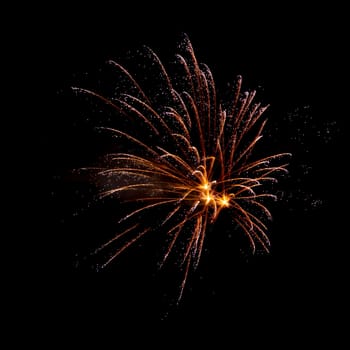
73 34 291 302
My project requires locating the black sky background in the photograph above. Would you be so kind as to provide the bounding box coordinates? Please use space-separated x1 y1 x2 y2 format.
25 2 347 344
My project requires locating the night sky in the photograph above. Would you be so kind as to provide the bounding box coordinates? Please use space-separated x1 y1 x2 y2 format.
30 2 346 345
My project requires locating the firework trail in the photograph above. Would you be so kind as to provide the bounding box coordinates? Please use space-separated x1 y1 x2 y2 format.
73 34 291 302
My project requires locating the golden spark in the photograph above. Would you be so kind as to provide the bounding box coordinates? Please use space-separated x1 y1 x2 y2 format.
73 34 291 302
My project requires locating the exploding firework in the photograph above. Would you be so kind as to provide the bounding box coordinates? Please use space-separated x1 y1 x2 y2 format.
73 34 290 302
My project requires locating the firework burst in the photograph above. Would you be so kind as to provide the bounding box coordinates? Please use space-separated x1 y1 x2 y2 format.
73 34 290 302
